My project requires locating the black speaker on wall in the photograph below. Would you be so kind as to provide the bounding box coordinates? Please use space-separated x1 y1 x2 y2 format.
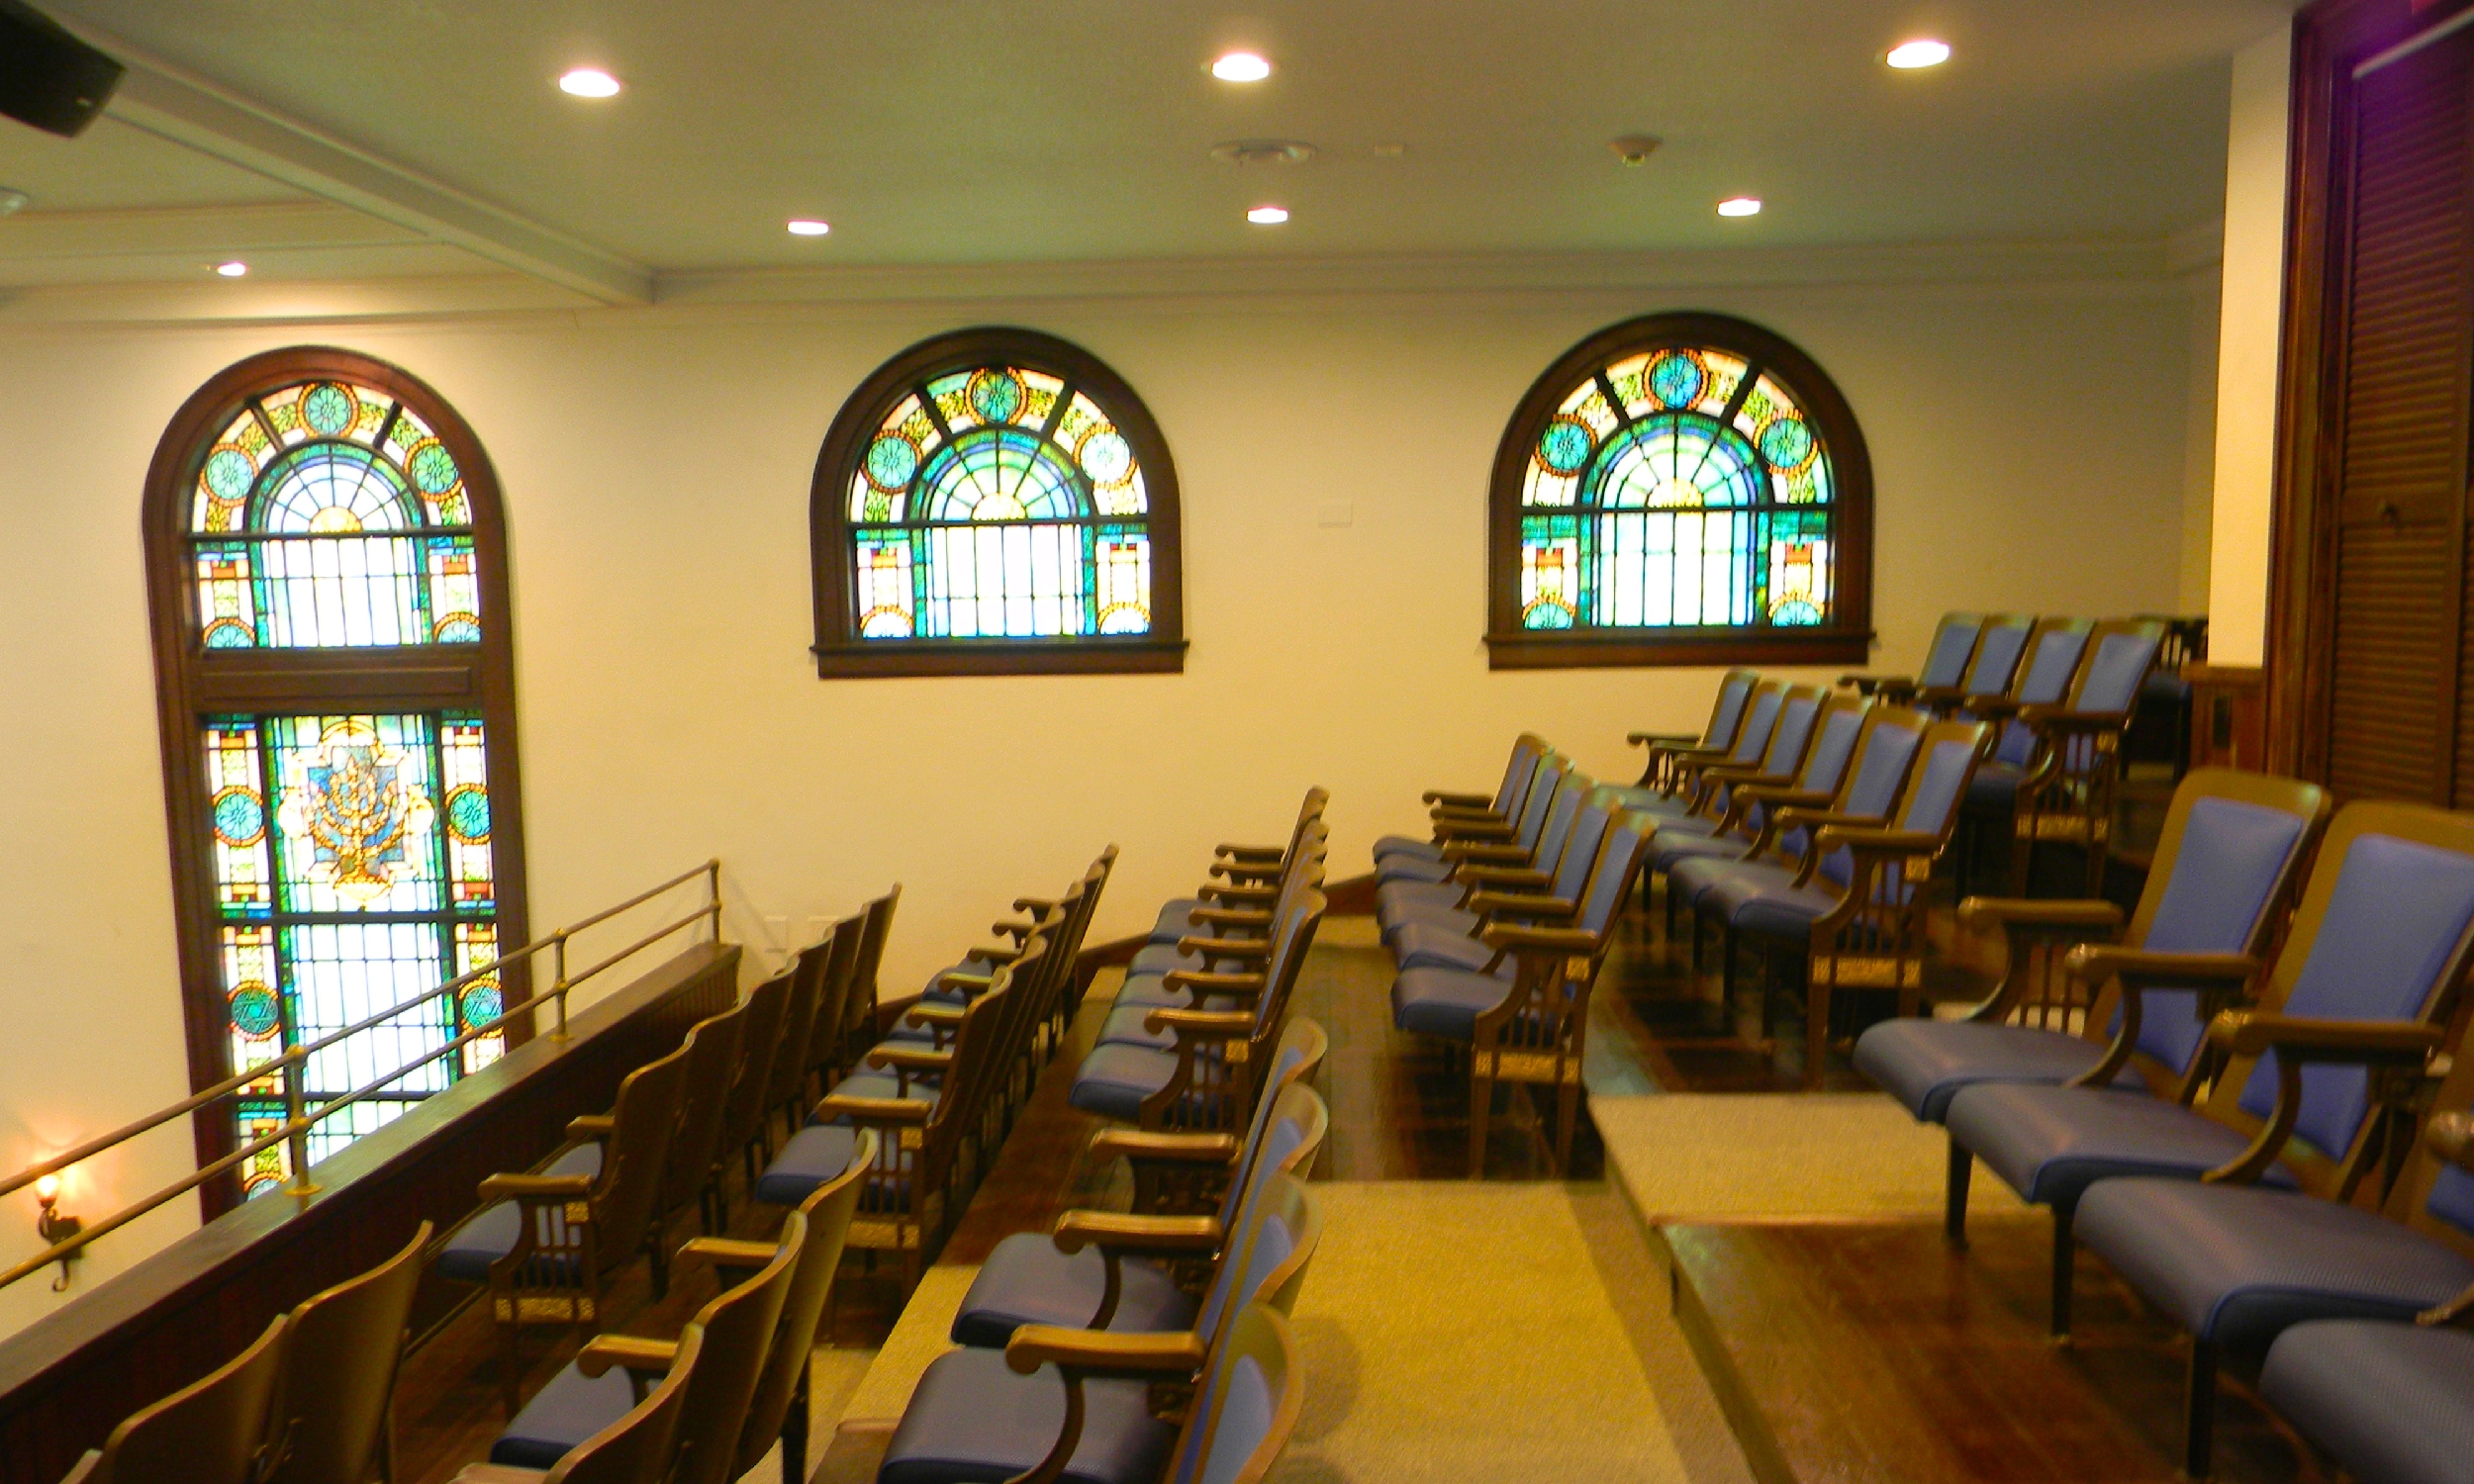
0 0 122 138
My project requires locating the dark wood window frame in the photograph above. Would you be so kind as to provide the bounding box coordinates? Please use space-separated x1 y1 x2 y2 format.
809 326 1188 679
143 345 531 1217
1484 311 1875 670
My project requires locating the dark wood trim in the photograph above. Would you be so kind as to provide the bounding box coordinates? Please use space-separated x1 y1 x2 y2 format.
809 325 1188 679
2267 0 2474 781
812 636 1187 679
0 944 736 1484
1482 311 1876 671
1486 629 1873 671
140 346 534 1218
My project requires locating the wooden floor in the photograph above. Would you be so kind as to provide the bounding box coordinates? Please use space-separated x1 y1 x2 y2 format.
1664 1218 2326 1484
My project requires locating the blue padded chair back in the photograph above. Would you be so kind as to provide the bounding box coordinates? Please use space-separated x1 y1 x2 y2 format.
1918 613 1984 690
1510 760 1568 853
1843 720 1924 819
1191 1353 1277 1484
1575 815 1659 936
1550 795 1617 904
1215 1084 1320 1229
1961 617 2034 697
1707 672 1756 749
2075 629 2163 716
1196 1172 1315 1348
1490 736 1547 816
2118 796 2315 1071
1528 780 1587 881
2236 833 2474 1159
2016 626 2089 705
1897 738 1982 835
1760 693 1823 777
1797 704 1867 794
1727 686 1786 767
1169 1307 1298 1484
2427 1165 2474 1236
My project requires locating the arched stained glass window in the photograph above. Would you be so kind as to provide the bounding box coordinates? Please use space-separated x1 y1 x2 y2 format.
812 327 1186 677
1485 313 1873 669
146 347 529 1212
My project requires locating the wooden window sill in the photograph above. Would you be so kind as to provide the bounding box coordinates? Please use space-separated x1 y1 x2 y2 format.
812 637 1189 679
1484 629 1873 671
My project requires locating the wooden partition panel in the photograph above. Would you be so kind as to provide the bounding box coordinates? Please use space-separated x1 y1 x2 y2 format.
0 943 738 1484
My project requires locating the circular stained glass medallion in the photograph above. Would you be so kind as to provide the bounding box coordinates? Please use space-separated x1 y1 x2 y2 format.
444 784 491 843
213 786 266 846
865 433 920 493
968 368 1025 425
432 612 481 643
1759 416 1815 472
229 981 281 1040
204 446 257 502
205 618 255 649
406 438 460 497
301 382 357 436
459 980 503 1029
1648 350 1707 409
1770 599 1823 625
1537 416 1593 476
1078 428 1133 487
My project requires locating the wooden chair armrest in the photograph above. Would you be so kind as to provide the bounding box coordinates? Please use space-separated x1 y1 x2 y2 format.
1197 882 1278 902
1161 970 1267 994
2063 947 2259 989
1174 936 1269 961
1810 826 1943 856
1208 860 1283 881
814 1094 931 1124
905 1003 965 1029
1003 1327 1208 1378
1441 842 1532 863
2205 1012 2445 1063
867 1045 952 1072
565 1113 616 1142
934 969 997 993
478 1172 593 1202
1421 789 1495 806
1466 891 1575 918
1451 866 1553 888
1430 819 1517 841
1955 897 2126 934
676 1236 781 1279
1086 1129 1241 1164
1700 764 1789 788
1215 844 1286 860
975 941 1026 962
1013 896 1058 913
1840 673 1906 693
577 1335 680 1380
1626 730 1703 749
1480 925 1598 954
1189 905 1272 927
1734 786 1836 811
1049 1211 1223 1256
1143 1007 1255 1037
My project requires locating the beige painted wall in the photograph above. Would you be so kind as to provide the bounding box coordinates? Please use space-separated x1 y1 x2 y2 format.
0 261 2206 1334
2210 24 2296 666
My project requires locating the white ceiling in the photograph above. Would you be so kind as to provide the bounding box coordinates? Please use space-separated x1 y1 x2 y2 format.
0 0 2299 293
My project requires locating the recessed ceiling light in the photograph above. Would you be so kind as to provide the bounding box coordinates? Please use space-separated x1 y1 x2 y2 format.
1716 197 1762 218
558 68 621 98
215 261 248 277
0 187 29 216
1247 205 1288 226
1211 51 1272 82
1885 39 1951 69
786 219 831 236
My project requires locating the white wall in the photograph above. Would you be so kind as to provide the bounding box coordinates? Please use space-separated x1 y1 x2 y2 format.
0 255 2207 1334
2210 24 2297 666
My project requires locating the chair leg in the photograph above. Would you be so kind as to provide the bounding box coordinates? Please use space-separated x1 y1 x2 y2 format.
1944 1136 1972 1248
2184 1339 2218 1481
2049 1201 2077 1341
782 1358 812 1484
1469 1062 1493 1178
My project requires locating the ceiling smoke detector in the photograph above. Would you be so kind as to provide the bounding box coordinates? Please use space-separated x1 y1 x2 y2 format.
1209 139 1317 167
1608 135 1663 167
0 187 29 216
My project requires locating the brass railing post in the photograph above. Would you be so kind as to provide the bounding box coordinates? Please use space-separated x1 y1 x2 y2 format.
283 1049 320 1199
550 930 572 1043
708 858 723 942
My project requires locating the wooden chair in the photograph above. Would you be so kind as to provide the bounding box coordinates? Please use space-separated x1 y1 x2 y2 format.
434 1040 692 1415
725 1131 875 1484
1379 743 1538 866
798 909 865 1100
1633 677 1793 807
1179 788 1329 934
765 937 831 1151
874 1170 1320 1484
1841 610 1985 698
1624 682 1830 828
261 1221 431 1484
1099 1016 1328 1219
452 1326 701 1484
1134 825 1327 983
1377 777 1595 946
57 1315 287 1484
1945 801 2474 1346
2002 617 2168 894
486 1195 814 1484
1627 668 1760 793
835 884 901 1062
645 1000 747 1292
708 968 793 1223
1910 611 2035 713
1947 616 2094 889
1377 755 1569 887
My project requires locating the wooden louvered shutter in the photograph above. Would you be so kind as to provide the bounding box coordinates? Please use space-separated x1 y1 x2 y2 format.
2326 27 2474 804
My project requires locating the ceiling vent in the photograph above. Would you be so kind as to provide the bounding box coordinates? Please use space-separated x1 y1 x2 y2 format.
1210 139 1317 167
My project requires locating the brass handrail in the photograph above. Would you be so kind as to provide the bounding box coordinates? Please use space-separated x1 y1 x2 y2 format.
0 860 725 1292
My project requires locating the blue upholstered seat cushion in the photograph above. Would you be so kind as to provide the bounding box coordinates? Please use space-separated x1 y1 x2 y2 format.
1374 879 1468 927
1943 1083 2297 1210
1605 786 1698 817
1374 833 1443 860
1391 963 1514 1042
435 1142 604 1282
1690 861 1844 938
949 1232 1199 1347
1386 918 1497 974
1966 762 2025 808
490 1354 635 1468
1129 936 1258 978
752 1123 863 1206
880 1347 1176 1484
1094 1000 1243 1052
2261 1321 2474 1484
1666 850 1762 909
813 1067 942 1117
1851 1020 2120 1123
1147 898 1204 943
1375 853 1458 885
1069 1044 1180 1120
1650 831 1752 877
1113 971 1211 1011
2076 1179 2474 1352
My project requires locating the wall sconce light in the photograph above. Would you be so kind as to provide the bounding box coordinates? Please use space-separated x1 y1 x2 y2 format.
35 1173 80 1291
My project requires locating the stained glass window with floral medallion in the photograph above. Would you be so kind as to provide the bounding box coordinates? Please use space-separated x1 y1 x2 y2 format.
149 352 527 1209
813 328 1186 677
1485 314 1872 670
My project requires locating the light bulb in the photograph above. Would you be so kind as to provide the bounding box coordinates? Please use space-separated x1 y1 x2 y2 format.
215 261 248 277
1247 205 1288 226
1211 51 1272 83
35 1174 59 1203
559 68 621 98
1886 40 1951 69
1717 197 1762 218
786 219 831 236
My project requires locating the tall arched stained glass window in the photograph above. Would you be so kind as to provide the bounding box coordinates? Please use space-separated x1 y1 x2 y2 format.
1484 313 1873 669
811 327 1187 677
145 347 529 1213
